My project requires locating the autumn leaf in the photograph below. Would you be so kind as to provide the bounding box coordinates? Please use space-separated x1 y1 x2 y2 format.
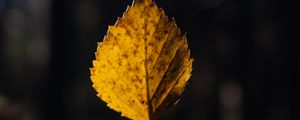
90 0 193 119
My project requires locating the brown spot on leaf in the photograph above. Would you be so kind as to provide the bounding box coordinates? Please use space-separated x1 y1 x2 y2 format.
146 32 150 36
134 44 139 48
147 57 154 63
148 41 154 47
122 53 129 58
133 49 138 55
101 64 106 68
148 76 154 81
107 60 112 65
155 36 159 40
134 66 140 72
128 67 133 71
163 29 168 34
150 3 154 7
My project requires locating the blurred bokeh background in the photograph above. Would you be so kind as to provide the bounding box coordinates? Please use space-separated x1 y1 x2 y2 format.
0 0 294 120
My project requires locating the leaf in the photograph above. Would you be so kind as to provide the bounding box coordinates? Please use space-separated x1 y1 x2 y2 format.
90 0 193 119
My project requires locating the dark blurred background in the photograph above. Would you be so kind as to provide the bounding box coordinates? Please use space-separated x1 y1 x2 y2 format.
0 0 294 120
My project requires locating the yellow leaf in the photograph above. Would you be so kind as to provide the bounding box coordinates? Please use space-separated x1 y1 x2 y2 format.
90 0 193 119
